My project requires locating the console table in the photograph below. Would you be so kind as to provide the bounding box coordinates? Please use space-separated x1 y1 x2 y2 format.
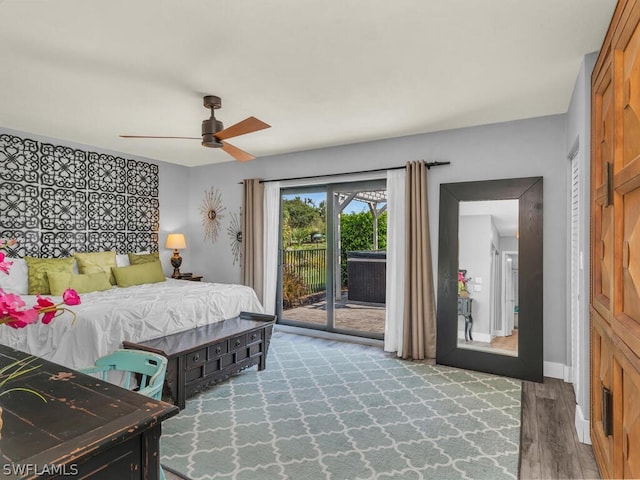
458 297 473 342
0 345 178 479
124 311 275 410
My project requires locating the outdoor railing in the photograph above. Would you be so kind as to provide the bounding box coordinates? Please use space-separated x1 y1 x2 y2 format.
282 248 326 294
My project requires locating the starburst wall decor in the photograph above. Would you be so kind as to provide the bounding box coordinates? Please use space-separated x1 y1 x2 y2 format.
227 210 242 265
199 188 226 243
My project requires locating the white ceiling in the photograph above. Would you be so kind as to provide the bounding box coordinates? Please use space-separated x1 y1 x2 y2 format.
459 199 519 237
0 0 616 167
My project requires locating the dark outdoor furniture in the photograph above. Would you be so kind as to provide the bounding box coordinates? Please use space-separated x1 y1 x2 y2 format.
0 344 178 479
123 311 275 410
347 250 386 303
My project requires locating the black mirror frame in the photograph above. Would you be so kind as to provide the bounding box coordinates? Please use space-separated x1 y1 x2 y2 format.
436 177 543 382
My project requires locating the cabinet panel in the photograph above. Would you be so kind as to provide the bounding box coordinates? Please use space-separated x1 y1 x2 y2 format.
621 361 640 478
593 67 615 314
592 315 614 478
623 16 640 167
622 187 640 324
611 337 640 480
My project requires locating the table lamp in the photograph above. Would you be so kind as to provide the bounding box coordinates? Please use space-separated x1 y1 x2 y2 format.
165 233 187 278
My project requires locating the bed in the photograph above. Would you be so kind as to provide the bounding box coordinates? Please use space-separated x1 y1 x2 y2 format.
0 279 264 370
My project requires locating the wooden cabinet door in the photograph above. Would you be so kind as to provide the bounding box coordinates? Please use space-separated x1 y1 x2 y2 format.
592 2 640 478
621 365 640 478
614 7 640 354
612 339 640 479
592 60 616 320
592 314 615 478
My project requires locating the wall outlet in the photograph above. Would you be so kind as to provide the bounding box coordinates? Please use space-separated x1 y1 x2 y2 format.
474 284 482 292
475 277 482 284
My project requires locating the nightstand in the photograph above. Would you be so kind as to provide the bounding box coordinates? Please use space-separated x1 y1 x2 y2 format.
177 275 203 282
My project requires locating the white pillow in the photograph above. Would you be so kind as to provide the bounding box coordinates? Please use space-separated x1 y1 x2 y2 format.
0 257 29 295
116 254 130 267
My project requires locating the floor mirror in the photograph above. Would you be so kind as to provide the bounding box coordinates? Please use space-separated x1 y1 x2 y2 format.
435 177 543 382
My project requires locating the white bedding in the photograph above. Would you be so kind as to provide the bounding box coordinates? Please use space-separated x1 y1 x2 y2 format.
0 279 263 370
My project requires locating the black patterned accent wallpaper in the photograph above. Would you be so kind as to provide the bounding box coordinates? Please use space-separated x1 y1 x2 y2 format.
0 133 159 258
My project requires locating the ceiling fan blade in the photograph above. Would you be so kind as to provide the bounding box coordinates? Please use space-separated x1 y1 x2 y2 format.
221 141 256 162
120 135 201 140
214 116 270 141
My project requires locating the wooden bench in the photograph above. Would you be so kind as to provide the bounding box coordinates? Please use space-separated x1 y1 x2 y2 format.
123 311 275 409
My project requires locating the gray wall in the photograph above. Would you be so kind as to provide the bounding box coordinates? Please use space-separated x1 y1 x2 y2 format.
0 126 191 277
1 112 572 367
189 113 569 365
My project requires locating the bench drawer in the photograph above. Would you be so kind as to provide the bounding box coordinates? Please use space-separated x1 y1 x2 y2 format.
246 330 262 345
186 348 207 368
230 335 246 350
208 341 228 358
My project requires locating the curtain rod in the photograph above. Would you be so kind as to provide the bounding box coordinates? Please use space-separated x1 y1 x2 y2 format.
238 161 450 184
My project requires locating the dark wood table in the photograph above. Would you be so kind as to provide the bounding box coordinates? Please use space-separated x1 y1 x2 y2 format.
0 344 178 479
123 311 275 410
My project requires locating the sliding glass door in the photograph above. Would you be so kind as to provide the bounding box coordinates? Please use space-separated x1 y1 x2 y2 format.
278 179 386 340
279 187 329 329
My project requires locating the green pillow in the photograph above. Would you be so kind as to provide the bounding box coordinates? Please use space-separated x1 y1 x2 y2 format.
112 261 166 288
47 271 112 296
25 256 75 295
128 251 160 265
75 251 118 285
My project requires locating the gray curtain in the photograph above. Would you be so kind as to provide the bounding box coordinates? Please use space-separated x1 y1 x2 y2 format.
241 178 264 303
402 161 437 360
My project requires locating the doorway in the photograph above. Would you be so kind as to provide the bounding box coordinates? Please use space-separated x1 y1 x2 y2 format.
277 180 387 339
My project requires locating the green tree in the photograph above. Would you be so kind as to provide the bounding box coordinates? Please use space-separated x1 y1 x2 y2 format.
283 197 319 229
282 196 326 246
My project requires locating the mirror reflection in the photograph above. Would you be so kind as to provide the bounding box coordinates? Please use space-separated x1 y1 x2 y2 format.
457 199 519 357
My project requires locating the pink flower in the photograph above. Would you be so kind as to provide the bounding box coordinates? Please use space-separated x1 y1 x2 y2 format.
35 296 57 325
0 251 13 275
0 239 80 328
62 289 81 306
0 291 39 328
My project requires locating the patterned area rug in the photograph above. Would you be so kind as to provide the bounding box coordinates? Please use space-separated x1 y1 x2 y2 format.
161 332 521 480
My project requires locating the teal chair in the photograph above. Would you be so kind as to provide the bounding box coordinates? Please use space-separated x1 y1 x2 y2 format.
79 349 169 479
78 348 168 400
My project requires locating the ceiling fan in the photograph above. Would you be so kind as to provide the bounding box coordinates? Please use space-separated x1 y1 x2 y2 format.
120 95 270 162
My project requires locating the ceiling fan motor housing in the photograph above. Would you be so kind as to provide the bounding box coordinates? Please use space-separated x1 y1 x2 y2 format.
201 95 224 147
201 118 224 148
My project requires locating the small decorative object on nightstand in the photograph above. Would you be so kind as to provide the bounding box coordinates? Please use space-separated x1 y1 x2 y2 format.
166 233 187 278
177 273 203 282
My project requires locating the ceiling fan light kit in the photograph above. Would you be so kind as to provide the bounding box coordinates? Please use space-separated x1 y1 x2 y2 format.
121 95 270 162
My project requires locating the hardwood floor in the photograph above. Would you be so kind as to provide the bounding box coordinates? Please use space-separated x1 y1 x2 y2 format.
520 377 600 479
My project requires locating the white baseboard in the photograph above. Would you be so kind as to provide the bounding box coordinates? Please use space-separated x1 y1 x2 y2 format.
563 364 573 383
543 361 565 379
575 404 591 445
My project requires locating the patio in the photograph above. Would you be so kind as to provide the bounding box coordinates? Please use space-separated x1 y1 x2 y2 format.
282 292 385 336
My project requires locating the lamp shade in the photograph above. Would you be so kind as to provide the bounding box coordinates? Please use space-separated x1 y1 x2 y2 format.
165 233 186 250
